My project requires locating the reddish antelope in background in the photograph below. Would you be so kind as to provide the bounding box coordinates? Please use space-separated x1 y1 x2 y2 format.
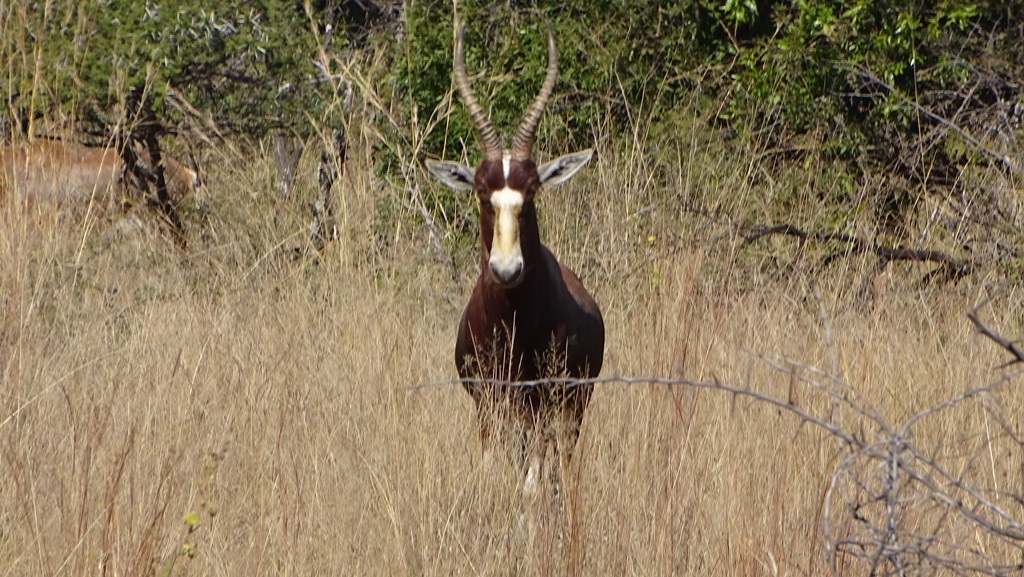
426 25 604 499
0 138 200 209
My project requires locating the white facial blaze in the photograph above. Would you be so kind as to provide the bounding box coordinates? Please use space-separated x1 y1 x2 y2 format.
488 187 524 283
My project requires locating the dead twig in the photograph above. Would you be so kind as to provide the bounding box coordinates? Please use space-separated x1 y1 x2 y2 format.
844 63 1024 177
743 223 973 281
410 302 1024 576
968 295 1024 365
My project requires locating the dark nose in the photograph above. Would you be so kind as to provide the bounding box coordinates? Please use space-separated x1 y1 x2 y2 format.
490 260 523 286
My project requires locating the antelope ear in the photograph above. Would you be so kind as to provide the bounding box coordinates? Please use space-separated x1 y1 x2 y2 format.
425 160 475 190
537 149 593 187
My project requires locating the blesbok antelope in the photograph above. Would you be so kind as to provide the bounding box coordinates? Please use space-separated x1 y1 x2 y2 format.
0 138 200 209
426 26 604 498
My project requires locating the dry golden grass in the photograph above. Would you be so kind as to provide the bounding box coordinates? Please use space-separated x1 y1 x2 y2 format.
1 123 1023 577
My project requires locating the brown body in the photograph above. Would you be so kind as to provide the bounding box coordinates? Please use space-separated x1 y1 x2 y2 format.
427 26 604 499
0 138 199 208
456 158 604 464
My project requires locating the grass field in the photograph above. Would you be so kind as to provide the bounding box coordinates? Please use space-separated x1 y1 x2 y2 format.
2 113 1024 577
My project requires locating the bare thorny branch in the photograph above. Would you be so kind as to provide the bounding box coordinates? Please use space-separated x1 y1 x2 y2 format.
968 295 1024 366
742 223 974 283
409 298 1024 575
844 63 1023 178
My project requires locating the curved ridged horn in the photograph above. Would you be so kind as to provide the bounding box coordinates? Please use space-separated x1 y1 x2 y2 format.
511 28 558 162
454 24 501 162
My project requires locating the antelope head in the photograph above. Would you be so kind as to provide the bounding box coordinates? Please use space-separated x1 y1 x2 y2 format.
426 25 593 288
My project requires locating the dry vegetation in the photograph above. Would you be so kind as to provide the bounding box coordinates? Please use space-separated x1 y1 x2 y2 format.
2 102 1023 577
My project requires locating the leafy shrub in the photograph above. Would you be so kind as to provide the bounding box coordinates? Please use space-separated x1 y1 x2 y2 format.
3 1 335 141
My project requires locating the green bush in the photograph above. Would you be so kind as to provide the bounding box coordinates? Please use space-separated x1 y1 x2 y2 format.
5 0 1020 255
397 1 731 159
395 1 1019 167
3 1 334 141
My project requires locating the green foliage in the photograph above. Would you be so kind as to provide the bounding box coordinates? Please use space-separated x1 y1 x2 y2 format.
393 1 1009 165
1 3 87 125
397 1 728 162
390 1 728 251
720 0 760 24
3 1 334 140
100 1 332 136
6 0 1019 261
370 0 1022 257
718 1 1008 143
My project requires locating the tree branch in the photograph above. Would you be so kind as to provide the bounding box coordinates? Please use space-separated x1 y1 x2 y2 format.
968 296 1024 365
743 223 973 280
